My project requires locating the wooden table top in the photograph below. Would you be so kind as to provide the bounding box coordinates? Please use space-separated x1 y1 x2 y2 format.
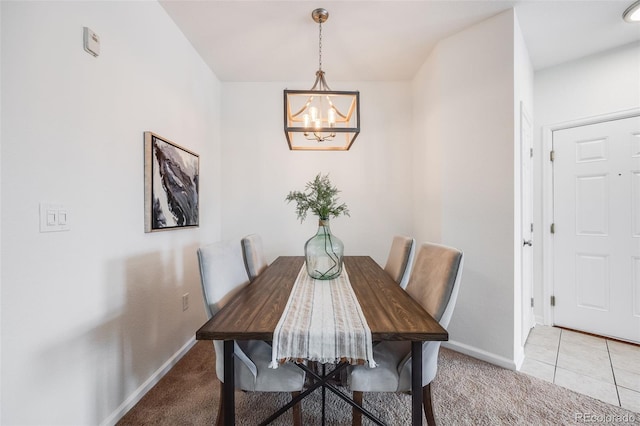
196 256 448 342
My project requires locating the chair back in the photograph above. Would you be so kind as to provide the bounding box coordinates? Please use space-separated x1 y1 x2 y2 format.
383 235 415 288
405 242 463 327
395 242 463 389
241 234 268 282
197 240 250 319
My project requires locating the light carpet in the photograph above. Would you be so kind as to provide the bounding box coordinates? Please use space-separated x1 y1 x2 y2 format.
117 341 638 425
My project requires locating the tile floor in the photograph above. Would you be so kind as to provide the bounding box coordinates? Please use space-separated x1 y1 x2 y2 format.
521 325 640 413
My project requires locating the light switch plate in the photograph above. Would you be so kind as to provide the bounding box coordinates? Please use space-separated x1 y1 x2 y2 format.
40 203 70 232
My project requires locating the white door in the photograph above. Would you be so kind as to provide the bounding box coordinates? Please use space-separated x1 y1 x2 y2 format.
553 115 640 343
521 104 535 345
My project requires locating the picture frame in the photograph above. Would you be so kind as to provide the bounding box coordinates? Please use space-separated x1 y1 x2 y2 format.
144 131 199 232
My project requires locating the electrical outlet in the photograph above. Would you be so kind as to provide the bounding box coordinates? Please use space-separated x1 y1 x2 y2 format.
182 293 189 311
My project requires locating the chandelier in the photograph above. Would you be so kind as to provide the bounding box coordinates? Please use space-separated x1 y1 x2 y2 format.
284 8 360 151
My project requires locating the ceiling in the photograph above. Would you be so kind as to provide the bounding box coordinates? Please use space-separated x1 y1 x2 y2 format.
159 0 640 82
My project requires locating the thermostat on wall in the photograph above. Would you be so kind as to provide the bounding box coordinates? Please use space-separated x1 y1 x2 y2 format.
83 27 100 57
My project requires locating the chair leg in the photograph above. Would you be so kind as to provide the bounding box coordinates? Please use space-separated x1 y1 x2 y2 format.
352 391 363 426
423 383 436 426
216 381 224 426
291 391 302 426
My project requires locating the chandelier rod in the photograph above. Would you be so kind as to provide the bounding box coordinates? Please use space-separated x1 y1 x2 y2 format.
318 15 322 72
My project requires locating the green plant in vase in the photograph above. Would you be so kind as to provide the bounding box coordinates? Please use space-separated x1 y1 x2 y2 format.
286 173 350 280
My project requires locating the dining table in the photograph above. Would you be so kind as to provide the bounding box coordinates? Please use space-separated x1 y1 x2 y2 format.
195 255 448 425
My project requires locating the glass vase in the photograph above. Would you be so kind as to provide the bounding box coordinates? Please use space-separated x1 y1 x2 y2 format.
304 219 344 280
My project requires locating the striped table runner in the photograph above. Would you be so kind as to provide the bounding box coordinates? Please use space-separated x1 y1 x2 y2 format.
270 264 377 368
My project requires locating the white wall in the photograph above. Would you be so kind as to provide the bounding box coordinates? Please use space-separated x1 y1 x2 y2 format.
1 2 220 425
412 10 521 367
220 81 413 265
411 45 442 245
533 41 640 323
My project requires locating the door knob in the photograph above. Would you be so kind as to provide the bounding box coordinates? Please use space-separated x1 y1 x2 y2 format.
523 240 532 247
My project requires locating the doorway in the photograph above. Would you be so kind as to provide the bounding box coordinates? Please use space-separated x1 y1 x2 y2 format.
549 113 640 343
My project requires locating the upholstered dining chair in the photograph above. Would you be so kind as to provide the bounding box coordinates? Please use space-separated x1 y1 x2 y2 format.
197 240 305 425
383 235 415 288
241 233 268 282
348 242 464 426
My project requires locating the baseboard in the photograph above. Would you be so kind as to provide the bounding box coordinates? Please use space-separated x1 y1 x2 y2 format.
101 337 197 426
443 340 518 371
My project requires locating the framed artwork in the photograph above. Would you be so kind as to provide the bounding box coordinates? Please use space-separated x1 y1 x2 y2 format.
144 132 199 232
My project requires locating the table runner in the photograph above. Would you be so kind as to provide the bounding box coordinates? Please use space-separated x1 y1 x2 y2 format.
270 264 377 368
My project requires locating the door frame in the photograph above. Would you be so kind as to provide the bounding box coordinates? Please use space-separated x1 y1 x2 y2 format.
541 107 640 325
520 102 535 344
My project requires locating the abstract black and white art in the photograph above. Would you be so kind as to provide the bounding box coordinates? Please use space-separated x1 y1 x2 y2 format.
144 132 199 232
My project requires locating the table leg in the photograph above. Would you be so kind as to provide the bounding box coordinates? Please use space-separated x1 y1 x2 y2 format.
223 340 235 426
411 341 423 426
